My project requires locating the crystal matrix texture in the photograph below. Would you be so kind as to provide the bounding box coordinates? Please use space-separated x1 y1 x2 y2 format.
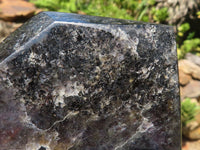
0 12 180 150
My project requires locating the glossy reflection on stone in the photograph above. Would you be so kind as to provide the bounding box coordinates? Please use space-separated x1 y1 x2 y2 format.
0 12 180 150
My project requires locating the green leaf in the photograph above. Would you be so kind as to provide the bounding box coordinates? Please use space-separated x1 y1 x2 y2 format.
181 98 200 127
178 23 190 34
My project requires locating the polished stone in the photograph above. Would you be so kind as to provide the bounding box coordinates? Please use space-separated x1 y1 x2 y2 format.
0 12 180 150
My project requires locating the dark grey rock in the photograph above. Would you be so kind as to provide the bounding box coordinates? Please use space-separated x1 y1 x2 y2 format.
0 12 180 150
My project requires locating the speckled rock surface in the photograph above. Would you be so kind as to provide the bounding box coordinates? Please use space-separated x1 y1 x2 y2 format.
0 12 180 150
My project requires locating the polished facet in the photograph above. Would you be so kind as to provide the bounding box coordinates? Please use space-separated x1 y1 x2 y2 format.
0 12 180 150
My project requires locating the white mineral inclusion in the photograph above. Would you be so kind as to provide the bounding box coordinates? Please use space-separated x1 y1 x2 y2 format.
28 52 39 65
14 33 26 51
28 51 46 67
145 24 156 35
108 27 139 57
53 81 84 108
110 50 125 62
26 143 51 150
144 24 157 43
58 22 140 58
114 117 154 150
138 117 154 133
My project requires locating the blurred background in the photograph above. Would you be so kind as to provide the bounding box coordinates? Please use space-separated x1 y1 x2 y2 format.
0 0 200 149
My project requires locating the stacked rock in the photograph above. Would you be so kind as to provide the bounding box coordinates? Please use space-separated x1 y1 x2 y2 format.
179 53 200 101
179 53 200 140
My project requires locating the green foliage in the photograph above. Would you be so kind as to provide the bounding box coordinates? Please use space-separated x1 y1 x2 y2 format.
181 98 200 127
135 0 149 22
30 0 135 20
177 10 200 59
148 0 156 6
30 0 76 12
81 1 134 20
181 38 200 52
177 23 190 37
187 32 195 40
151 7 168 23
197 11 200 18
30 0 153 21
177 23 200 59
114 0 138 12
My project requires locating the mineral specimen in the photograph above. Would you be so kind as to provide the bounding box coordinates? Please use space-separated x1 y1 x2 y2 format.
0 12 180 150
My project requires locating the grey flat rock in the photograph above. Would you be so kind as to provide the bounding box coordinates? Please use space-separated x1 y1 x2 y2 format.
186 53 200 66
